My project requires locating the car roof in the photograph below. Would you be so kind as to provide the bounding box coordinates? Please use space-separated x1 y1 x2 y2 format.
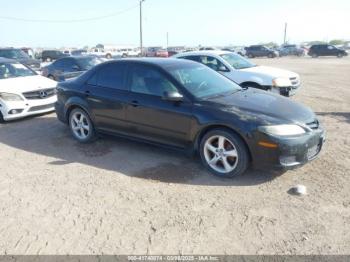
173 50 231 57
99 57 199 69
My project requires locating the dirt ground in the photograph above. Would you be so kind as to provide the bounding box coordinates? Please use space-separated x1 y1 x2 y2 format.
0 57 349 255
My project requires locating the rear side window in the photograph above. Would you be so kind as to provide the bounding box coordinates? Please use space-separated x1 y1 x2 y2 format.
96 63 126 90
181 56 200 62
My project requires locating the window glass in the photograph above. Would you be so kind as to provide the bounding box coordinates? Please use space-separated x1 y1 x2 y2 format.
181 56 200 62
168 63 241 99
199 56 227 71
130 65 177 96
96 63 126 90
0 62 36 79
220 53 256 69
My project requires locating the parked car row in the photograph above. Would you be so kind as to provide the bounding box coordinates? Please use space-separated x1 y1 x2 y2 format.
0 53 326 178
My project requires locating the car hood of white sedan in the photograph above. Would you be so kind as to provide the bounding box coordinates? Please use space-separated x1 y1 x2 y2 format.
0 75 57 94
240 65 299 78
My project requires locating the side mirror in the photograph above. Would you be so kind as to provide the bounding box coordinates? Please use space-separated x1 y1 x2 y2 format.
162 91 184 102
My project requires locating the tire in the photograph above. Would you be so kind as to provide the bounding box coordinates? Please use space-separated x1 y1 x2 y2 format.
69 108 96 143
122 53 127 58
337 53 344 58
46 57 52 62
268 53 274 58
106 54 112 59
0 111 5 124
311 53 318 58
247 53 254 58
199 129 249 178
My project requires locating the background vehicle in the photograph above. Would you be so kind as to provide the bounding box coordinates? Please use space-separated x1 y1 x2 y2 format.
41 50 69 62
199 47 217 51
308 44 348 58
55 58 324 178
71 49 88 56
279 45 305 57
21 47 36 59
145 47 168 57
0 58 57 122
119 48 140 57
42 56 103 81
245 45 279 58
88 48 122 59
174 50 301 96
0 48 41 72
222 47 246 57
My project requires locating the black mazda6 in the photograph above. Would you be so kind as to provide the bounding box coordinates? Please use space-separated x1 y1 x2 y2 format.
55 58 325 178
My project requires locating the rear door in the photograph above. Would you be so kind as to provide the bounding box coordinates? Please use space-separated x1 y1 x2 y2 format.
125 64 193 148
84 62 130 133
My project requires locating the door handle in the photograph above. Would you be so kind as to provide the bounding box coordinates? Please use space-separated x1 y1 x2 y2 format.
130 100 139 107
85 90 90 97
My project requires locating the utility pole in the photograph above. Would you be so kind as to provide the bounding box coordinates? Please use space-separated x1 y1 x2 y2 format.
283 22 288 45
166 32 169 48
140 0 145 56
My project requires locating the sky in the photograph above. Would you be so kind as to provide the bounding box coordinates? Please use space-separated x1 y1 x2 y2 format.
0 0 349 48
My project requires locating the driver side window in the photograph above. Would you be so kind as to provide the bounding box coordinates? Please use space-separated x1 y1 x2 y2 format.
199 56 228 72
130 65 178 97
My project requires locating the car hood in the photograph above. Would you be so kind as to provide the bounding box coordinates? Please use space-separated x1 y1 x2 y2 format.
204 88 315 125
240 65 299 79
0 75 57 94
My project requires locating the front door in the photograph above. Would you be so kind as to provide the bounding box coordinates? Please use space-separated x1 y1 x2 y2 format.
125 64 193 148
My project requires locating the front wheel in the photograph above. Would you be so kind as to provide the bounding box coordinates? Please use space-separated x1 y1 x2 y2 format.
69 108 96 143
337 53 344 58
199 129 249 178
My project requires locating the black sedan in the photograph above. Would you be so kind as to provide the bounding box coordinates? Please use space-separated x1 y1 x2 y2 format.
42 56 103 82
55 58 325 178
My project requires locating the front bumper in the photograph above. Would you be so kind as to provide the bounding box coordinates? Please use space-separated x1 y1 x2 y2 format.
0 95 57 121
252 128 326 170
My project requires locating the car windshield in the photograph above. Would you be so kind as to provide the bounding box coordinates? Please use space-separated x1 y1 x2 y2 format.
0 62 36 79
0 49 30 59
220 53 256 69
76 57 103 70
168 62 242 99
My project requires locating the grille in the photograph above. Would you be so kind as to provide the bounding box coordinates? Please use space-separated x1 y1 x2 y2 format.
306 119 319 130
28 103 55 112
23 88 56 100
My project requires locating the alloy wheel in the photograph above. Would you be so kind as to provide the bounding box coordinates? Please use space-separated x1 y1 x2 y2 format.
70 111 90 140
203 135 239 173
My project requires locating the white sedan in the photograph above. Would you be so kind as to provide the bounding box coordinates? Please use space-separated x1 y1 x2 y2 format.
0 58 57 122
174 50 301 97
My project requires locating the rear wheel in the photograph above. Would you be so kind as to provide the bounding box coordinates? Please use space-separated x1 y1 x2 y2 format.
69 108 96 143
247 53 254 58
311 53 318 58
199 129 249 178
48 75 55 80
337 53 344 58
268 53 274 58
106 53 112 59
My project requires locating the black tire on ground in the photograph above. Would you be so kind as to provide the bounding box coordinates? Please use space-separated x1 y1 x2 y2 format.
69 108 96 143
337 53 344 58
46 57 52 62
247 54 254 58
312 53 318 58
0 111 5 123
199 129 249 178
48 75 55 80
106 54 112 59
268 53 274 58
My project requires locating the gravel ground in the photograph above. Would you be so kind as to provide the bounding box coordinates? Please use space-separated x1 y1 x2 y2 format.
0 57 349 255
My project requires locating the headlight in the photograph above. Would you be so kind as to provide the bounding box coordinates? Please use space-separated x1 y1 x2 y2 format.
0 92 24 101
272 77 292 87
259 124 306 136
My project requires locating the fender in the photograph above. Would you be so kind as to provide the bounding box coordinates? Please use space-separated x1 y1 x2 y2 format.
64 96 94 123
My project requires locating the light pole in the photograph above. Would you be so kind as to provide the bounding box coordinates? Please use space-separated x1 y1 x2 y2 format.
140 0 145 56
